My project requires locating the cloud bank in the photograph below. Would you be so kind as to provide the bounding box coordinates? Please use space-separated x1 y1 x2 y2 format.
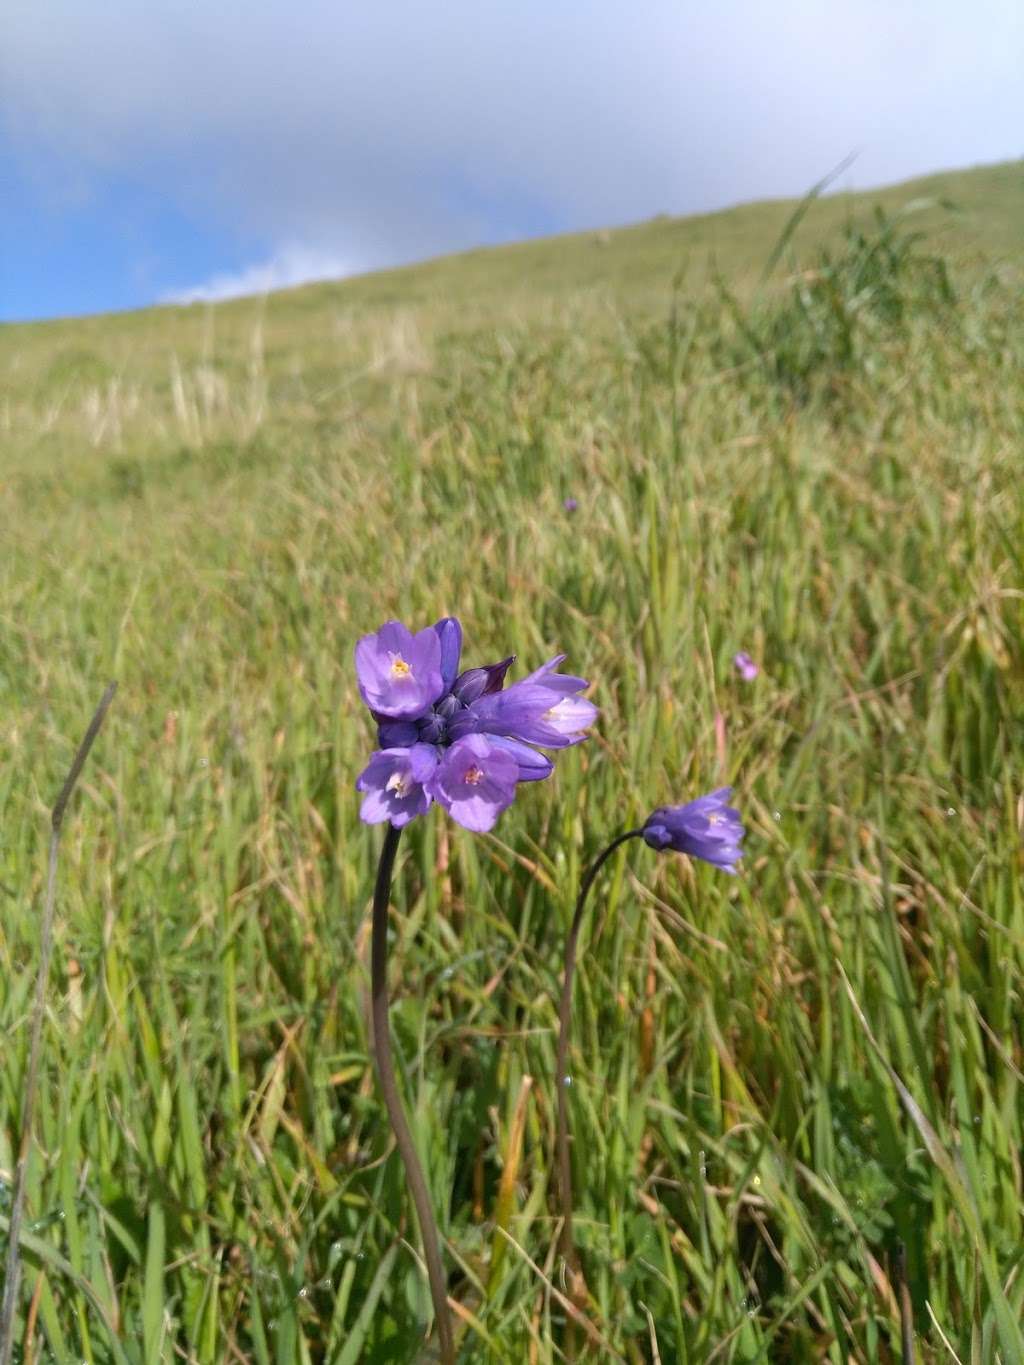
4 1 1022 303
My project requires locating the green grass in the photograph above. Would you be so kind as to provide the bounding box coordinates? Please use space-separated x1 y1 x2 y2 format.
2 160 1023 1362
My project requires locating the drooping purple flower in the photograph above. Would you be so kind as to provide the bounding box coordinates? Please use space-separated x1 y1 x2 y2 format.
356 745 440 827
642 787 745 874
733 651 759 682
355 621 445 719
354 618 596 831
563 497 578 513
427 734 519 833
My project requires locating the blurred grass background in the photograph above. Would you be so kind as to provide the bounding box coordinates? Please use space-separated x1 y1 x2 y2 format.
1 160 1023 1362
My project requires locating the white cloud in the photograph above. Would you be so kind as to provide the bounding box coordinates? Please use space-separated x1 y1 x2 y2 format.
161 243 350 304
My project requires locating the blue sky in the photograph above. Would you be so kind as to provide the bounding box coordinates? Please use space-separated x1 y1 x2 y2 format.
2 1 1022 322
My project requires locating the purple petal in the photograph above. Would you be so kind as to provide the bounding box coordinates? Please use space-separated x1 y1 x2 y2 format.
434 617 463 692
522 654 589 696
485 735 554 782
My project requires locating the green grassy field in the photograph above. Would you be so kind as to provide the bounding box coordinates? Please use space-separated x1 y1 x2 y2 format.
2 160 1023 1363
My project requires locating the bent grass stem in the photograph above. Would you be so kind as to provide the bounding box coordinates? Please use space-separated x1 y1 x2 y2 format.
370 824 455 1365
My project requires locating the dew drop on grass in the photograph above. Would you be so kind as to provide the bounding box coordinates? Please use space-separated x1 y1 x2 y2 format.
297 1285 310 1301
946 807 957 817
318 1276 333 1292
441 966 454 980
562 1075 572 1087
772 810 781 822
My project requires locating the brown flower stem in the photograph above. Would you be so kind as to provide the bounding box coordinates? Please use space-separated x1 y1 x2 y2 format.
555 830 645 1272
370 824 455 1365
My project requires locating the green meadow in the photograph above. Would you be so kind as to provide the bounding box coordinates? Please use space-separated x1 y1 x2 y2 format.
2 159 1023 1362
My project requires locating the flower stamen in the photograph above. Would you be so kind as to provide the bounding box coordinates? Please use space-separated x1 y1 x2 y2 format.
463 765 484 786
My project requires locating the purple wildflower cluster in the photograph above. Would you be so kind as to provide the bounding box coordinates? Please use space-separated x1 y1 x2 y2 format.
355 618 597 833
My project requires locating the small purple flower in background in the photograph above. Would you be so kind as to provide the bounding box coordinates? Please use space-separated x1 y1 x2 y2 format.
563 497 578 513
642 787 745 873
355 617 596 832
733 651 759 681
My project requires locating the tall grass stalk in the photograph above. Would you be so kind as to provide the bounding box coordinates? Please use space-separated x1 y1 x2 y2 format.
0 683 116 1365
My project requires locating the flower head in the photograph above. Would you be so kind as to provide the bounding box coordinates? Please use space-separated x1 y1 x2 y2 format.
642 787 744 873
733 651 759 682
563 497 578 513
355 618 596 831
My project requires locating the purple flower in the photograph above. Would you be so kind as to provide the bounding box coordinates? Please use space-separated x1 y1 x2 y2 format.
456 654 598 750
733 651 759 681
355 621 446 718
642 787 744 874
354 619 596 831
356 744 440 827
427 735 519 832
563 497 578 513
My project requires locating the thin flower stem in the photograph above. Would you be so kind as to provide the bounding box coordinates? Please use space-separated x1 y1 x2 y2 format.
0 682 117 1365
370 824 455 1365
555 829 645 1271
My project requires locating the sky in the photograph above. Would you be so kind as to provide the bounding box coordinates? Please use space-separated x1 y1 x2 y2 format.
2 1 1022 322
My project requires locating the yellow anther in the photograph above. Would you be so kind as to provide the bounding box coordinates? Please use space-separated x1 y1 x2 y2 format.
389 654 412 679
463 765 484 786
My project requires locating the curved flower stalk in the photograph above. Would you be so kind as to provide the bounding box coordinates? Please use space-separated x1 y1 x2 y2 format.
356 616 596 1364
555 789 744 1292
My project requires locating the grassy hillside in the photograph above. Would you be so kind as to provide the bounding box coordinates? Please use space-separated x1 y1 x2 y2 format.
1 160 1023 1363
